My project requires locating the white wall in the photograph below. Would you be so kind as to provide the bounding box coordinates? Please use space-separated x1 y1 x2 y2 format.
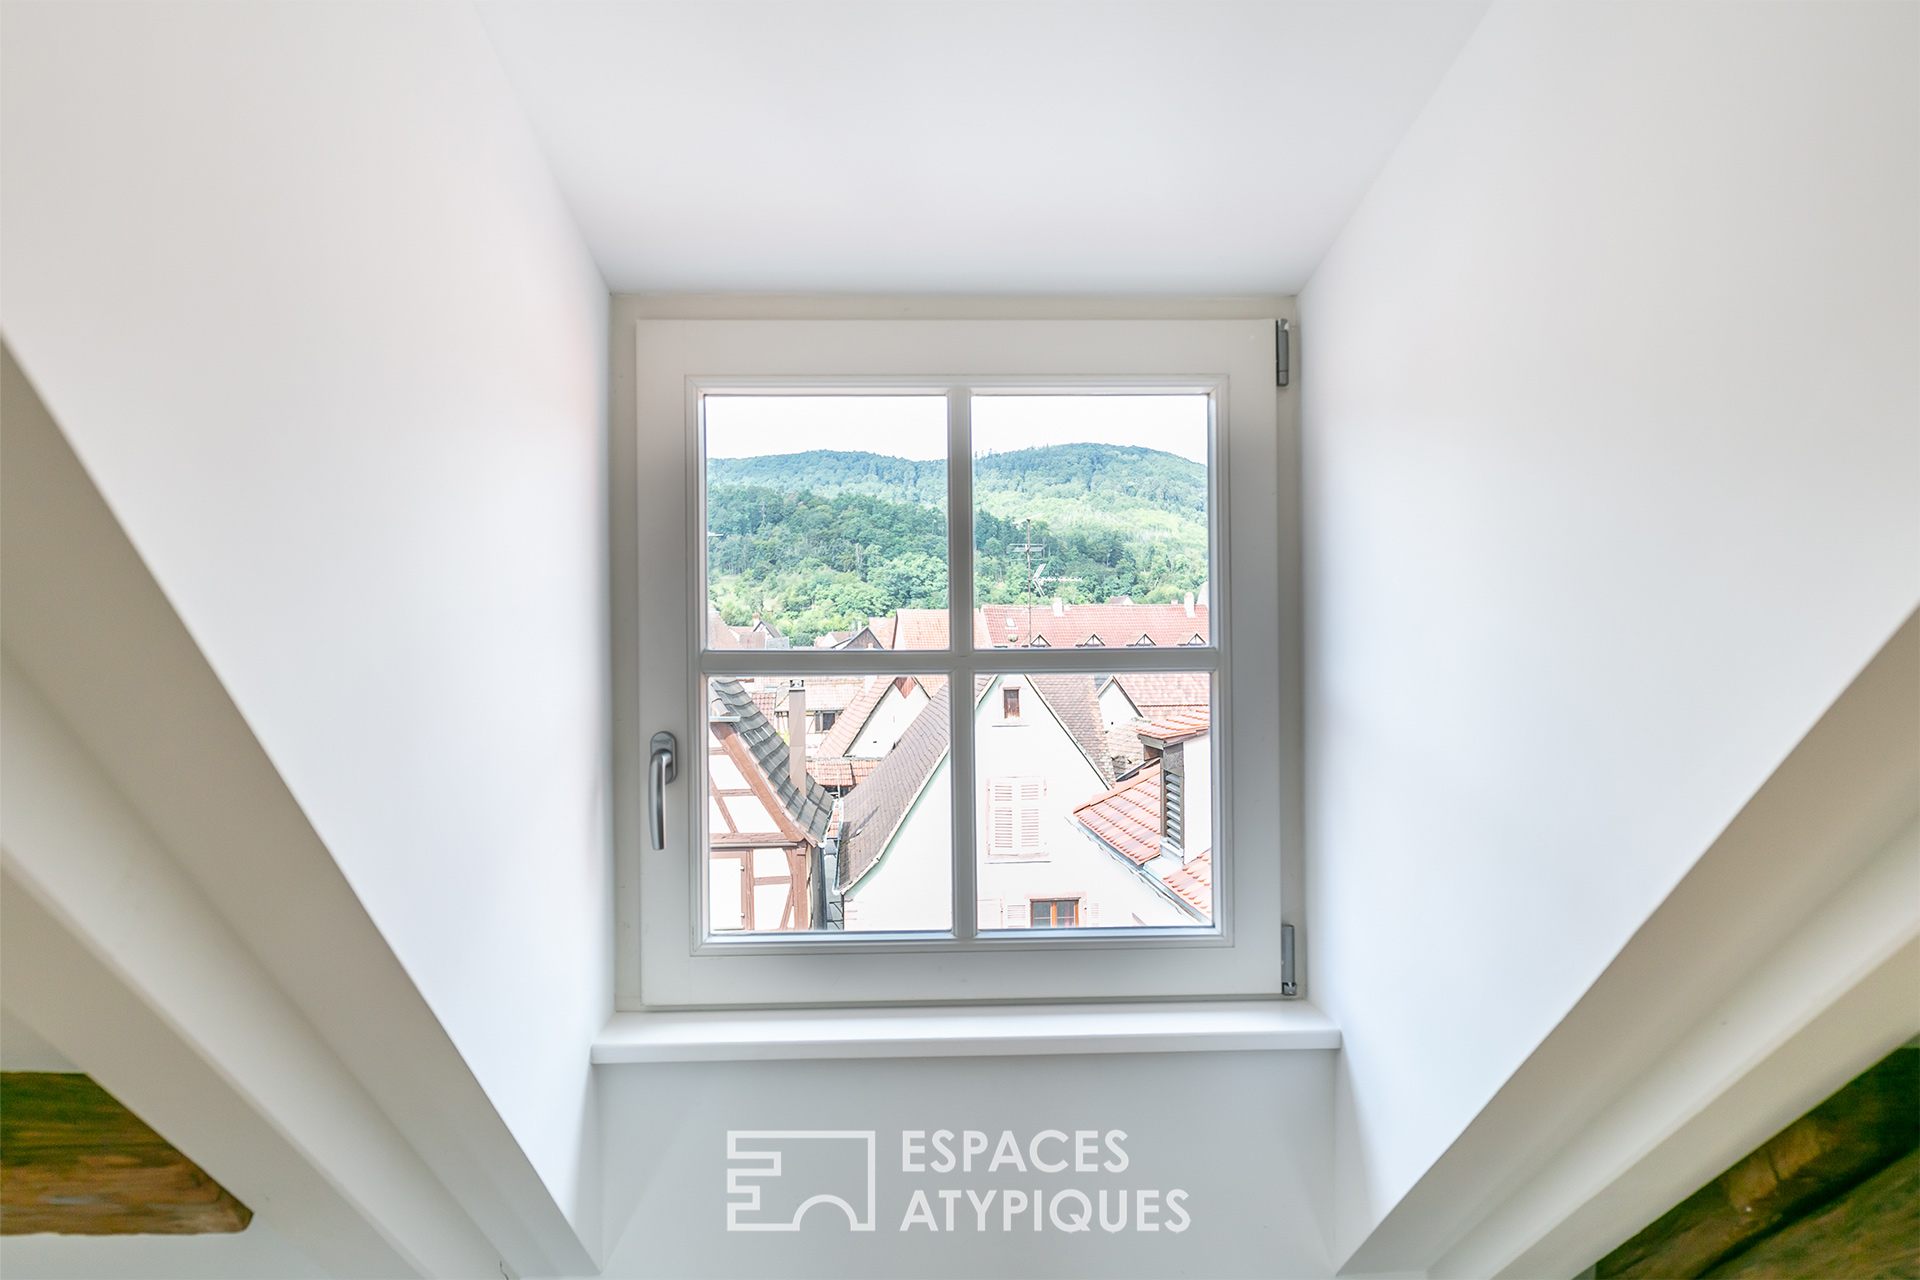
850 681 931 757
1 0 610 1229
1297 0 1919 1260
593 1050 1333 1279
845 757 955 932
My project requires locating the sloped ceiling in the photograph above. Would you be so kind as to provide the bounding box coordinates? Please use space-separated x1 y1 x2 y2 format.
476 0 1489 294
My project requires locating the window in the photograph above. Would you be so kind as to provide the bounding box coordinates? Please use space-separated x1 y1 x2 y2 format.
1031 898 1080 928
625 318 1292 1008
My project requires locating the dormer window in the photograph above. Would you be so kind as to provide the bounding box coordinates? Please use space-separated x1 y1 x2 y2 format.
627 317 1286 1007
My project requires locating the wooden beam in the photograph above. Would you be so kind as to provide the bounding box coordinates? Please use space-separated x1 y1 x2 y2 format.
1 1072 250 1235
1597 1047 1918 1278
1705 1147 1919 1279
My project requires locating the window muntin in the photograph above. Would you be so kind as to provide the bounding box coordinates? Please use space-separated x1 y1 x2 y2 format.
629 317 1291 1008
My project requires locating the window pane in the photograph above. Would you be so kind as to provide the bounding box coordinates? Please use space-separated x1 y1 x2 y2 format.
975 671 1213 929
708 674 952 934
971 396 1210 646
705 397 949 650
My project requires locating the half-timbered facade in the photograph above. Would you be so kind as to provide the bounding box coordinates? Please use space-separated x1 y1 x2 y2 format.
706 678 835 932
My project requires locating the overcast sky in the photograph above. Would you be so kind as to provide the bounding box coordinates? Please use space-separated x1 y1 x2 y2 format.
704 394 1209 466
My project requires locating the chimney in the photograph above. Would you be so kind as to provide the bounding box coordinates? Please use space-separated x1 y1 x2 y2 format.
787 679 807 793
1184 592 1195 618
1052 597 1065 617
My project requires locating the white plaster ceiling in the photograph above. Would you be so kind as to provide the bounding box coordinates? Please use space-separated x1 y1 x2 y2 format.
476 1 1488 295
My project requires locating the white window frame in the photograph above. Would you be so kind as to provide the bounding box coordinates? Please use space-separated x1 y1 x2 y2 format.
624 318 1293 1008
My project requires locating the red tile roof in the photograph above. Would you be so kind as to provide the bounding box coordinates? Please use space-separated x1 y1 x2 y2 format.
816 677 890 758
876 608 993 650
707 604 788 650
1071 763 1162 866
980 602 1208 650
1138 707 1210 743
799 678 866 713
889 608 954 651
808 757 882 789
1112 672 1211 719
708 603 747 649
1072 761 1211 919
1161 848 1212 917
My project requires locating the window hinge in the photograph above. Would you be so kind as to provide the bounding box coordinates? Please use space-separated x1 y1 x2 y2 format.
1281 922 1298 997
1275 319 1291 388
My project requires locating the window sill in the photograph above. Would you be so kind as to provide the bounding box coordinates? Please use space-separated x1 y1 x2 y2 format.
592 1000 1338 1064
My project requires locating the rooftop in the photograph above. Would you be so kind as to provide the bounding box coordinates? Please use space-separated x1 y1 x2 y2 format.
807 757 883 790
1026 673 1115 786
1071 762 1163 867
816 676 891 758
1161 849 1213 917
708 678 835 844
981 601 1208 650
1111 672 1212 717
1139 707 1211 744
837 681 957 887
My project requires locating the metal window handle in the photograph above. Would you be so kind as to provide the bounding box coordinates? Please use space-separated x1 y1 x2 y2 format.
649 731 678 851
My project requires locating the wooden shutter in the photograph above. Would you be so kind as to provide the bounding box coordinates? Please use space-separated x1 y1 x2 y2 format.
988 777 1045 859
989 778 1014 851
1017 777 1045 853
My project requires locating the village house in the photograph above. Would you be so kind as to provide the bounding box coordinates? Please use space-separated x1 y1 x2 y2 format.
804 673 936 797
704 602 790 650
1095 671 1211 773
705 678 835 932
832 673 1202 932
1073 709 1215 922
981 594 1207 650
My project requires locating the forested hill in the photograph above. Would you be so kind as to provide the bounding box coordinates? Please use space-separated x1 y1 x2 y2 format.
973 442 1204 522
707 444 1208 644
709 443 1204 512
707 451 947 505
